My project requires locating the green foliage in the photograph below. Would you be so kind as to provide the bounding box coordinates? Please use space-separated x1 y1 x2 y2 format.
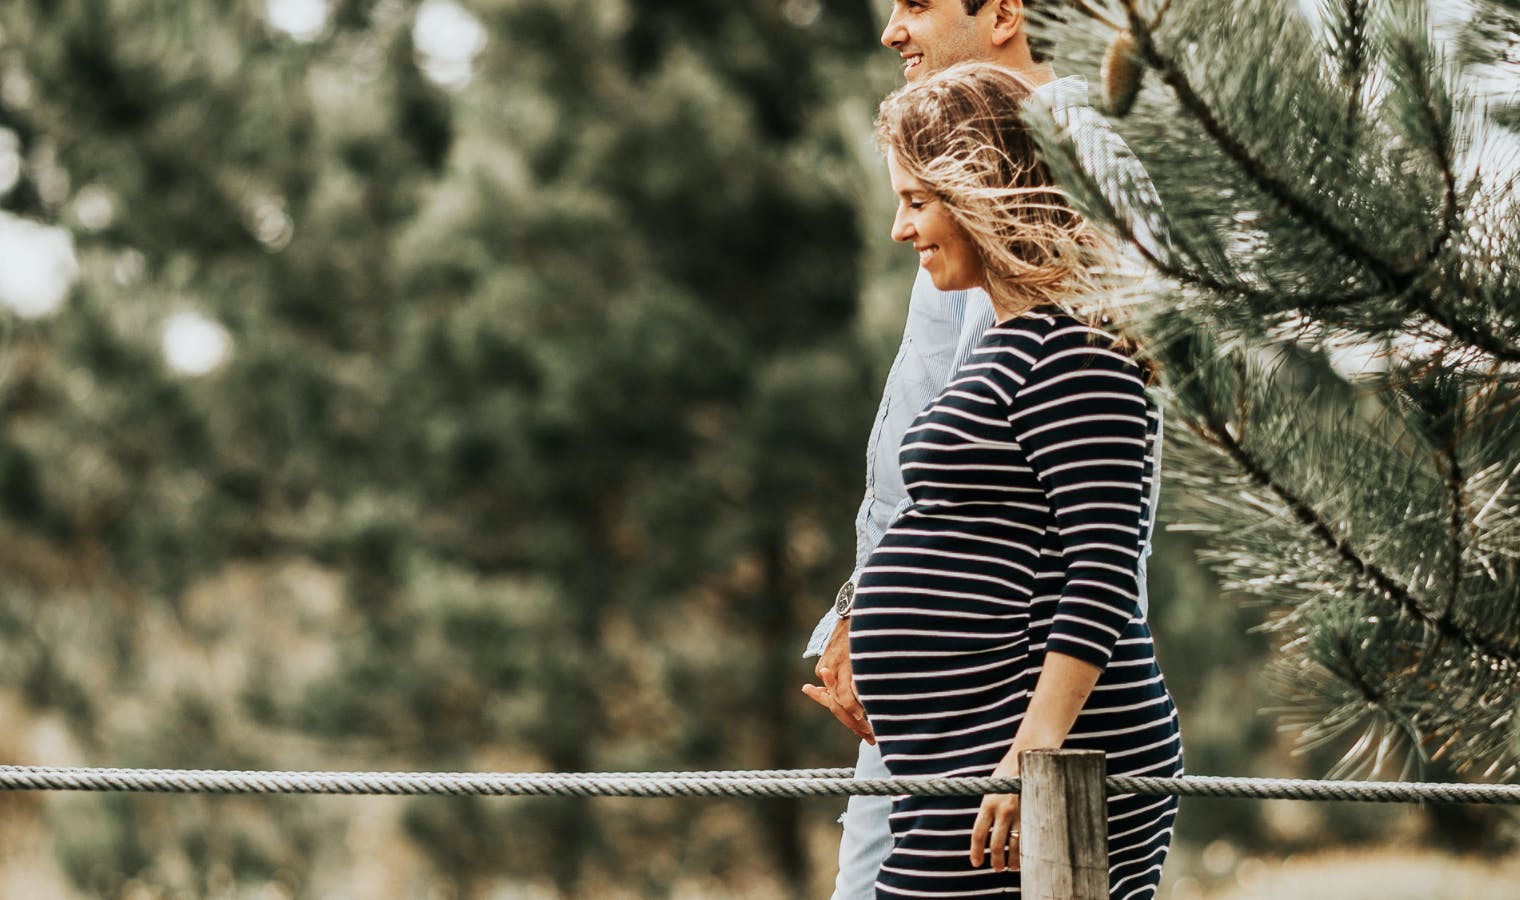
1462 1 1520 131
10 0 1494 893
0 0 886 894
1030 0 1520 781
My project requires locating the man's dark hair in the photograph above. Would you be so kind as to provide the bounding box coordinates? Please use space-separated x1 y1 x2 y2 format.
962 0 1040 14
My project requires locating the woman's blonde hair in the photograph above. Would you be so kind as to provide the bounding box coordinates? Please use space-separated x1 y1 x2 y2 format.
875 62 1119 324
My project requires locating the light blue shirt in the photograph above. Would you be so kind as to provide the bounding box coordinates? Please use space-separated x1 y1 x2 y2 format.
805 75 1160 658
804 273 995 657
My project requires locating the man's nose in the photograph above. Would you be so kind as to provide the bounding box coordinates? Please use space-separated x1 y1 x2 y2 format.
881 10 906 49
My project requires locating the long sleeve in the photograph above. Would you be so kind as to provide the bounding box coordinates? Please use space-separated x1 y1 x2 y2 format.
1007 322 1150 671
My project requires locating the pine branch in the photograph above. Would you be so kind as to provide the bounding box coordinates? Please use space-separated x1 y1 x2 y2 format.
1410 286 1520 363
1067 0 1170 31
1065 0 1124 30
1028 103 1394 314
1274 626 1422 779
1179 381 1520 667
1128 223 1400 317
1107 2 1520 362
1334 0 1371 133
1334 632 1383 707
1273 588 1520 776
1440 444 1466 620
1388 33 1520 362
1117 0 1416 292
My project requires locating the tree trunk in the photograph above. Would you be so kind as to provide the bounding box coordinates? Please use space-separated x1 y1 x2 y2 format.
759 529 806 891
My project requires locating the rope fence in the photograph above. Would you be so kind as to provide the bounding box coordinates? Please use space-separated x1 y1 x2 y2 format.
3 764 1519 804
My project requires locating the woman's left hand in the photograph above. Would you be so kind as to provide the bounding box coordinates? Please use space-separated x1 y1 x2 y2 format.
969 752 1022 872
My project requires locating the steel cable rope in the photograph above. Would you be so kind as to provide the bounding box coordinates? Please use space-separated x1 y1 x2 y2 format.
3 766 1519 804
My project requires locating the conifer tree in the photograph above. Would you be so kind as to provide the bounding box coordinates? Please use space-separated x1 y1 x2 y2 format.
0 0 880 894
1462 0 1520 131
1029 0 1520 779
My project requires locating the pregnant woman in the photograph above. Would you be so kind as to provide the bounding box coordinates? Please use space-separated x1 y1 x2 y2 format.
848 63 1182 898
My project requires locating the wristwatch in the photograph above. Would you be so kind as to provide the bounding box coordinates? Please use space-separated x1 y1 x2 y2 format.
833 579 857 618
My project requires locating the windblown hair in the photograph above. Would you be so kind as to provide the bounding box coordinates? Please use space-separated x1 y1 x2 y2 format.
876 61 1120 325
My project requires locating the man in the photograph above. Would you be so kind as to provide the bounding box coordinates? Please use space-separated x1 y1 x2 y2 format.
800 2 1160 896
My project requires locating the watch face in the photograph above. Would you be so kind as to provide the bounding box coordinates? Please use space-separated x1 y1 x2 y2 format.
834 581 856 617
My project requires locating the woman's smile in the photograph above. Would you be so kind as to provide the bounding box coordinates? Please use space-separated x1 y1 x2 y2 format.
887 151 983 292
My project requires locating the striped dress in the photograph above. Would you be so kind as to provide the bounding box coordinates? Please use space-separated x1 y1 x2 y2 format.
850 311 1182 898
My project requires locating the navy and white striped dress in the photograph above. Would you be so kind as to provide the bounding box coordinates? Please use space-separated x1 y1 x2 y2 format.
850 310 1182 898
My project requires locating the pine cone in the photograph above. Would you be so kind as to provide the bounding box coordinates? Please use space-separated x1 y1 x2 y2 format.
1102 30 1143 117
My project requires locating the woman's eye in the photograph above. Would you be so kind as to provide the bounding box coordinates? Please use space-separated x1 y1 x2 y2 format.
908 198 928 210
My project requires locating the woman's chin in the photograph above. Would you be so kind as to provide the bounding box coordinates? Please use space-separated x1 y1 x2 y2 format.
927 270 977 293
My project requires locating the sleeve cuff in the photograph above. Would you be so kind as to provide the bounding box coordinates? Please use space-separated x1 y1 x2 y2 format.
804 567 866 658
803 607 839 659
1045 634 1115 671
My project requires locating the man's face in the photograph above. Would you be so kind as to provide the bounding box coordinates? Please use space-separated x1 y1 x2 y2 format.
881 1 991 82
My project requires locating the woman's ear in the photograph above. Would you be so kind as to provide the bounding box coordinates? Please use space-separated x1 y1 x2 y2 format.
989 0 1024 48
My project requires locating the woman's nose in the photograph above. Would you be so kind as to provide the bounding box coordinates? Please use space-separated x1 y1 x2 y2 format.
891 211 914 243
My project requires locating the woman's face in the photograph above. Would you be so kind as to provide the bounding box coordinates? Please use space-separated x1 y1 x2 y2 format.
887 151 983 292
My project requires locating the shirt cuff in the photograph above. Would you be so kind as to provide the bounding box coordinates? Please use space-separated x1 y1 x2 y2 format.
803 607 838 659
802 567 866 658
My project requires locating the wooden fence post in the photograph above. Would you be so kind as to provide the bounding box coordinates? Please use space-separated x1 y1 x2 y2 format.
1018 749 1107 900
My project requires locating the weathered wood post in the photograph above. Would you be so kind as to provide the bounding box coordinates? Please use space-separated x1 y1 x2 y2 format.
1019 749 1107 899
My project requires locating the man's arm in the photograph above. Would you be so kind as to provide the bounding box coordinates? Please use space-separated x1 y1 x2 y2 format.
801 613 875 744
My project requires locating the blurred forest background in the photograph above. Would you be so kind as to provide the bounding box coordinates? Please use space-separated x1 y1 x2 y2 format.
0 0 1516 898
